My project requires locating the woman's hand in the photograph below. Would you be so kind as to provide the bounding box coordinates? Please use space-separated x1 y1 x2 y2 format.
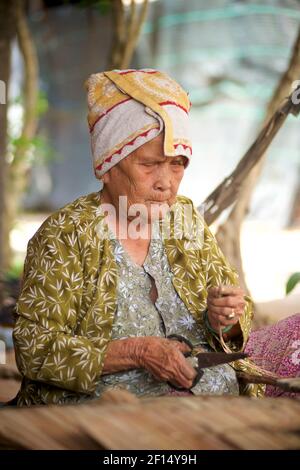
207 285 246 333
102 336 197 389
135 337 197 389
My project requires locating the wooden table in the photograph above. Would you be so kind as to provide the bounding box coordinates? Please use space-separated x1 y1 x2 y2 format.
1 395 300 450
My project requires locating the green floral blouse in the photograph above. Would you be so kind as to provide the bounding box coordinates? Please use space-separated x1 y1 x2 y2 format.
13 191 262 406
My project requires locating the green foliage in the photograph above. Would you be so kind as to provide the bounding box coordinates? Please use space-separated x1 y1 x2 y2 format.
9 90 49 116
36 90 49 115
286 272 300 295
9 134 55 165
5 259 24 281
8 90 56 165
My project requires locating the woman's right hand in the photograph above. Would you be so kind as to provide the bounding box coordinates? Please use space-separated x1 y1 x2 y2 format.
134 336 197 389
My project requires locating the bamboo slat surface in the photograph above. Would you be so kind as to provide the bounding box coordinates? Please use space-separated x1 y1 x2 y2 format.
0 395 300 450
0 350 20 403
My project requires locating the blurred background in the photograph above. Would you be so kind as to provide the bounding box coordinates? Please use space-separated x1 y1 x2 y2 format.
1 0 300 375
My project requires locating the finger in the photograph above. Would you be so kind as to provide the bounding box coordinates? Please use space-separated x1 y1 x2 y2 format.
169 376 195 389
209 312 240 327
209 306 237 317
209 305 244 317
209 306 242 319
174 354 197 381
207 285 233 298
209 290 245 303
208 285 243 298
170 341 192 354
217 285 244 297
173 363 197 388
208 296 245 309
183 363 197 381
207 286 223 298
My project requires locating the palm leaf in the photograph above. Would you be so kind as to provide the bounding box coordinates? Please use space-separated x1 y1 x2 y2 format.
286 272 300 295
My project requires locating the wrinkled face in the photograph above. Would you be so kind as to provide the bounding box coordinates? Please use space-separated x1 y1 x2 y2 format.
101 133 187 223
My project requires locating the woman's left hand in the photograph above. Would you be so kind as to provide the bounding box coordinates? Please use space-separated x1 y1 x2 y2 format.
207 285 246 332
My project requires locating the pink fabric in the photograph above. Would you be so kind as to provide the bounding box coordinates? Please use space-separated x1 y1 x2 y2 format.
245 314 300 397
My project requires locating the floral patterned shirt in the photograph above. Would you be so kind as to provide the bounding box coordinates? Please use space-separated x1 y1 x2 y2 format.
13 192 261 406
96 221 239 397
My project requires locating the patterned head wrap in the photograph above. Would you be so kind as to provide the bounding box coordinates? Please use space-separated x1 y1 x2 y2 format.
85 68 192 179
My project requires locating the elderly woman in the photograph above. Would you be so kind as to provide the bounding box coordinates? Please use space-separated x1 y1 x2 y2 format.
13 69 299 406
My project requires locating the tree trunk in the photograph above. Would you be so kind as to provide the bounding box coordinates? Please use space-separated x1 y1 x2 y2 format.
5 0 39 273
200 87 300 227
109 0 149 69
288 166 300 227
216 27 300 294
0 0 16 302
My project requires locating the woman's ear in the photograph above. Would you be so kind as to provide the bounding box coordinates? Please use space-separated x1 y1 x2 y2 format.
102 173 110 185
97 176 105 190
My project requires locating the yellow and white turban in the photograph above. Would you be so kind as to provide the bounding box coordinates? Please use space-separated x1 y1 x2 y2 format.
85 68 192 179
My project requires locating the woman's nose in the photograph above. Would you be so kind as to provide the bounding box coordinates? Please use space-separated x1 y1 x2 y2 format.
153 165 172 191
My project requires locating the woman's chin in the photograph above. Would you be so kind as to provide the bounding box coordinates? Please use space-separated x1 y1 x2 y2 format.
148 202 170 220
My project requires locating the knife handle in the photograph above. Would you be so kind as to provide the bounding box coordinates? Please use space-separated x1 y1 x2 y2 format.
168 368 203 391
